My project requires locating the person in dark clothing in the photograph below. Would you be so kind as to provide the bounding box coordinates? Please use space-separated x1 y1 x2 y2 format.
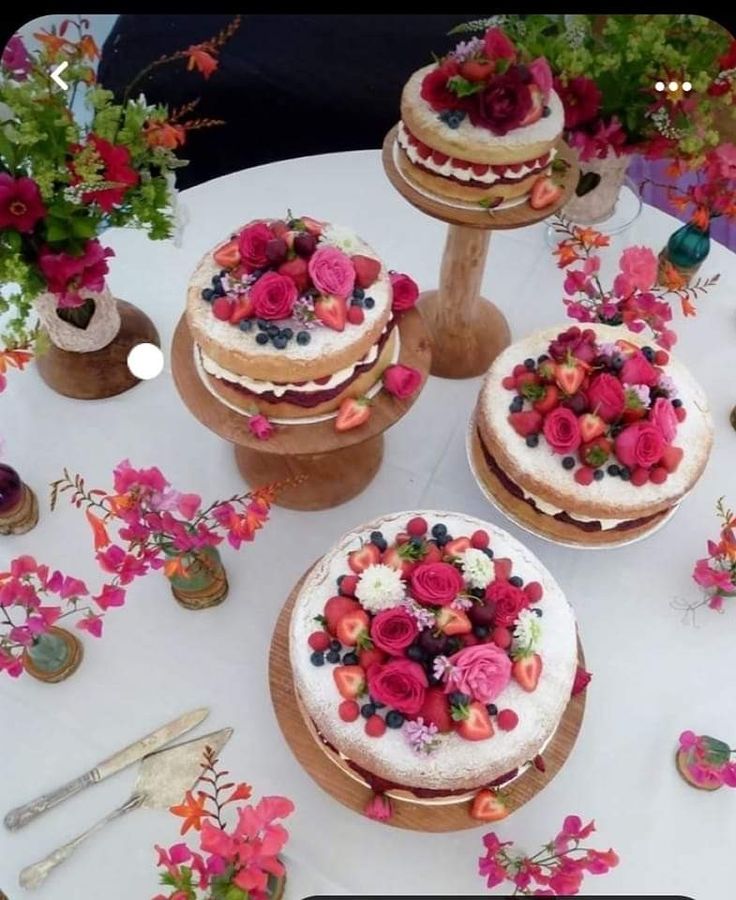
98 14 482 189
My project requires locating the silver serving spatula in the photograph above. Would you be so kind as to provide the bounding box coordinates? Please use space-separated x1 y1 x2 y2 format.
18 727 232 890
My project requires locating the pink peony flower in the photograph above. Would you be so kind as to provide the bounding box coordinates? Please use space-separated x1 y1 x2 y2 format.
389 271 419 312
543 407 581 455
446 643 512 703
38 239 114 308
383 364 421 400
587 373 625 422
554 814 596 853
620 351 659 387
93 584 126 611
613 246 658 297
248 414 274 441
1 35 31 80
650 397 678 444
308 246 355 298
614 422 665 469
0 173 46 233
364 792 393 822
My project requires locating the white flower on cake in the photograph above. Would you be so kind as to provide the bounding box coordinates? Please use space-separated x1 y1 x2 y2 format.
355 564 406 612
321 224 362 254
459 548 494 590
512 608 542 656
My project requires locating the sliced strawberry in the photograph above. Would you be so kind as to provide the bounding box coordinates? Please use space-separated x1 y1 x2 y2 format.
432 149 449 165
324 596 361 635
348 542 381 573
529 175 562 210
555 360 586 396
455 701 494 741
532 384 559 415
515 371 541 393
381 546 414 579
213 238 241 269
415 142 431 160
518 85 543 127
512 653 543 692
336 609 371 647
336 396 371 432
580 436 611 468
423 542 442 564
229 295 255 324
493 558 513 581
333 665 366 700
460 58 495 82
661 445 684 473
436 607 472 636
351 254 381 289
301 215 324 237
358 646 386 670
308 631 331 652
470 789 508 822
339 699 360 722
278 257 310 292
578 413 606 443
339 574 359 597
508 410 543 438
419 687 453 733
314 295 347 332
471 162 489 177
615 338 640 357
444 536 471 557
454 158 472 170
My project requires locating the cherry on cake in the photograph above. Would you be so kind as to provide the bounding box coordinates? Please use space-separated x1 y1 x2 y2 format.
186 214 420 421
472 324 713 547
289 511 578 800
396 27 564 206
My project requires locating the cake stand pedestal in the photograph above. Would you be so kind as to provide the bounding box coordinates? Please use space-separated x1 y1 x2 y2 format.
382 127 579 379
171 310 431 511
270 565 587 832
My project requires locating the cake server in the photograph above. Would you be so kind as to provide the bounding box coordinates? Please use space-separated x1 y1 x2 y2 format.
19 726 233 890
4 707 209 831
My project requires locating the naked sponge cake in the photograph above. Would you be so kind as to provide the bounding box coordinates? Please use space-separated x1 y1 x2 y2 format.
472 324 713 547
397 26 564 206
186 214 419 420
289 511 578 803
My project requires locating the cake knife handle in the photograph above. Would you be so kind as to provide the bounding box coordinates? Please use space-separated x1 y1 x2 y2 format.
4 769 98 831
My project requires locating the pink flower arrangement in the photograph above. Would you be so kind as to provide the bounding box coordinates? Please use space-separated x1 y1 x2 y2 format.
38 240 115 308
678 731 736 790
691 497 736 612
154 745 293 900
478 814 619 895
553 219 718 350
0 555 119 678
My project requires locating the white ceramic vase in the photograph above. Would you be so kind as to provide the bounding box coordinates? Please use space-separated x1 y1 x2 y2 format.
563 150 632 225
34 285 120 353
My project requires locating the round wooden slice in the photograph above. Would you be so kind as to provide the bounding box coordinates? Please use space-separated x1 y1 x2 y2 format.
171 310 431 510
0 484 38 536
270 566 587 832
35 300 160 400
22 627 84 684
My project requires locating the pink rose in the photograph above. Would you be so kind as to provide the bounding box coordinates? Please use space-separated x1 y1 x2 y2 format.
620 351 659 387
446 644 512 703
614 422 665 469
528 57 553 100
248 414 274 441
370 607 418 655
308 246 355 298
587 373 625 422
250 272 297 320
650 397 678 443
483 27 517 63
389 271 419 312
613 246 657 297
367 658 428 716
543 407 581 455
238 222 273 271
410 562 464 607
485 579 529 627
38 239 114 308
383 364 421 400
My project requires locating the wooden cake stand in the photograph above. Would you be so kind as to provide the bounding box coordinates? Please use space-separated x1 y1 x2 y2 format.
270 566 587 832
171 310 431 510
382 127 579 379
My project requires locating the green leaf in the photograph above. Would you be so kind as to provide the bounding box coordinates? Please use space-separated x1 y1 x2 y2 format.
447 76 484 98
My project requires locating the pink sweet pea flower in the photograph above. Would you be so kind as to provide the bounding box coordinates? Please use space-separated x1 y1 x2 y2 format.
113 458 168 495
547 857 585 895
679 730 699 751
93 584 126 611
38 239 114 308
248 415 273 441
59 575 88 600
0 650 24 678
583 848 619 874
364 792 393 822
77 613 104 638
177 493 201 519
613 246 658 298
10 555 37 578
478 856 508 888
554 815 596 853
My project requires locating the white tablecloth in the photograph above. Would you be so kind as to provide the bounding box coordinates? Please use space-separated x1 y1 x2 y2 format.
2 150 735 900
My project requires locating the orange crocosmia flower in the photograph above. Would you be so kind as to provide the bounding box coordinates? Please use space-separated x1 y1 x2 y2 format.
186 46 218 79
0 349 33 373
574 226 609 250
554 243 581 268
659 261 687 292
106 493 136 516
692 207 710 231
77 34 100 60
143 120 187 150
85 510 110 551
681 295 697 317
170 791 210 834
33 30 72 56
228 783 253 802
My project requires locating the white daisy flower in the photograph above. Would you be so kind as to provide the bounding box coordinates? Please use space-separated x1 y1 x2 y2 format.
355 564 406 613
512 608 542 655
459 548 494 590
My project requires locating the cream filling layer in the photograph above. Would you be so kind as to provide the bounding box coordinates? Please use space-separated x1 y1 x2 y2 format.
520 486 627 531
397 122 556 185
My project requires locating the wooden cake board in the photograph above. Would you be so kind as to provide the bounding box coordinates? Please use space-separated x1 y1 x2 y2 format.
382 126 579 379
171 310 431 511
270 566 587 832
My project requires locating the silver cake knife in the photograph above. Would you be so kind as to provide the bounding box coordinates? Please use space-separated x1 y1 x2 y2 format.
4 707 209 831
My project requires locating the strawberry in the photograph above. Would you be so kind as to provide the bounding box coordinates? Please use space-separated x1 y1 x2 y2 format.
432 149 449 165
615 338 640 356
336 396 371 432
675 406 687 423
423 542 443 563
533 384 559 415
574 466 595 486
365 714 386 738
419 687 453 733
496 709 519 731
436 607 472 636
529 175 562 210
502 375 517 390
631 467 650 486
351 254 381 289
395 531 410 546
347 542 381 573
301 215 324 236
270 220 289 238
578 413 606 443
333 665 366 700
471 162 489 177
308 631 331 652
460 58 495 82
537 359 556 382
336 609 371 647
339 700 360 722
314 294 347 332
515 371 541 393
455 701 494 741
661 445 684 473
338 574 359 597
358 646 386 670
512 363 528 378
277 257 310 293
212 297 234 321
512 654 542 692
470 529 490 549
491 626 512 649
508 410 543 437
324 596 361 634
381 546 414 579
654 350 670 366
518 85 543 127
346 305 365 325
580 437 611 468
493 558 513 581
229 295 255 324
470 789 508 822
524 581 543 603
649 466 668 485
444 536 471 557
555 359 586 396
213 238 241 269
407 516 428 537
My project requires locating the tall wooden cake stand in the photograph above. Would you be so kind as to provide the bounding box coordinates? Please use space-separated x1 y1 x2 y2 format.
171 310 431 510
270 566 587 832
382 127 579 379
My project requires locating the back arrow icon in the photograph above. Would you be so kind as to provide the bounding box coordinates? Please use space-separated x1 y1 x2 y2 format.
50 61 69 91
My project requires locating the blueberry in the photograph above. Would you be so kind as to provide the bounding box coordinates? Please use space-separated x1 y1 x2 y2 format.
642 346 654 362
239 319 253 332
213 285 225 298
436 534 452 547
326 649 341 664
446 637 462 655
409 537 423 550
370 697 386 709
364 296 375 309
532 608 543 617
296 331 311 346
281 327 294 340
431 523 448 539
524 358 536 371
272 336 288 350
370 531 387 552
509 396 524 413
593 469 605 481
257 319 268 331
310 651 325 667
509 575 523 588
607 464 620 477
386 711 404 728
350 296 364 307
361 703 376 719
353 287 365 301
336 574 346 588
473 625 489 639
619 466 631 481
562 456 575 470
330 640 341 651
611 354 624 370
449 692 470 706
267 324 280 337
526 434 539 448
256 332 269 345
211 275 221 287
482 547 494 559
342 652 358 666
486 703 498 716
537 353 550 364
672 398 683 408
407 645 425 662
201 288 214 302
542 105 551 117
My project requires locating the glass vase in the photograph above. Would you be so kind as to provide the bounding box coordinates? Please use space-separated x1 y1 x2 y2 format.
658 221 710 286
676 735 730 791
165 547 229 610
23 627 84 683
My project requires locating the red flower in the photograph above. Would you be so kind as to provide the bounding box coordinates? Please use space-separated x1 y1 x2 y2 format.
614 422 665 469
543 407 582 455
485 578 528 627
389 271 419 312
587 373 625 423
554 76 602 130
469 68 533 135
370 607 418 655
421 60 463 112
409 562 464 607
70 135 139 213
249 272 297 320
367 658 428 716
0 174 46 233
38 239 115 308
186 45 218 79
571 666 592 697
382 364 421 400
483 28 517 63
620 351 658 387
238 221 273 271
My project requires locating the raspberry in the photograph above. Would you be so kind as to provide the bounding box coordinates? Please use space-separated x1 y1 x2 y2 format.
339 575 359 597
649 466 668 484
502 376 517 390
470 529 490 549
497 709 519 731
339 700 360 723
212 297 234 321
365 714 386 737
675 406 687 423
524 581 543 603
407 516 428 537
574 466 595 486
631 467 650 486
491 627 512 649
308 631 331 652
346 306 365 325
654 350 669 366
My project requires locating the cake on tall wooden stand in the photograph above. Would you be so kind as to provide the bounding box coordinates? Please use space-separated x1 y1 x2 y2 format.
382 26 578 378
172 214 430 510
270 511 588 830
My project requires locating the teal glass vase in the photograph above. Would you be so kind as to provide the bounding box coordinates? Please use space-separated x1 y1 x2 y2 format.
24 627 83 682
664 221 710 277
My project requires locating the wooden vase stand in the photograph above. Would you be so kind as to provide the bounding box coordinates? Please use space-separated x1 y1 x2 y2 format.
269 565 587 832
22 627 84 684
35 299 160 400
171 310 431 511
382 127 579 378
0 483 38 535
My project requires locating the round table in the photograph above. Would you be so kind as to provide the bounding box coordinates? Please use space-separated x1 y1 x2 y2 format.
2 150 735 899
